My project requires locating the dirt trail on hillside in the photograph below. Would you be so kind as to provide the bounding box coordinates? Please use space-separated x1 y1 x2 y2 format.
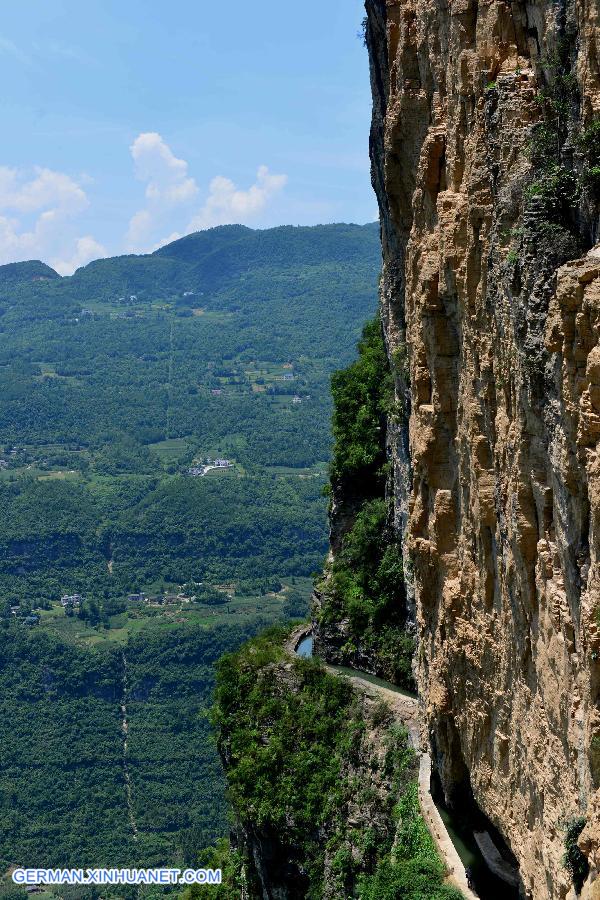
120 650 139 843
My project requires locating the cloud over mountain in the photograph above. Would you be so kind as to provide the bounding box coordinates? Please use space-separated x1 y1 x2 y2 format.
0 165 105 274
126 132 287 253
188 165 288 231
0 135 289 270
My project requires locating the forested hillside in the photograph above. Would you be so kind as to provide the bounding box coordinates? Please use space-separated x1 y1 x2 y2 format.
0 222 379 890
0 621 268 876
0 223 379 615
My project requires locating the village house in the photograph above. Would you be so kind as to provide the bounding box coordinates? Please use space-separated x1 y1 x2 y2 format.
188 458 232 476
60 594 82 607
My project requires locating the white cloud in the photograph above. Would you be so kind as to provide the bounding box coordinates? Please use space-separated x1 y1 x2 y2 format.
125 209 154 250
0 166 105 275
52 236 108 276
188 166 288 231
130 132 197 205
126 132 288 252
0 135 289 272
0 166 88 214
126 132 198 251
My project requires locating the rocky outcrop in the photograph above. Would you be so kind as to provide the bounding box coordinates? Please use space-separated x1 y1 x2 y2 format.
364 0 600 897
216 631 429 900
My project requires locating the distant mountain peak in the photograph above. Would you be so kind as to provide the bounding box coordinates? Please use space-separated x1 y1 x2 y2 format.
0 260 61 287
152 225 254 263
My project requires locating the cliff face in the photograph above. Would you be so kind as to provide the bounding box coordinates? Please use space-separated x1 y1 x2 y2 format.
364 0 600 896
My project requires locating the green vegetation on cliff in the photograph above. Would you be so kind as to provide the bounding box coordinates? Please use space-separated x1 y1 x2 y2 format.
325 498 413 685
359 777 461 900
213 629 459 899
520 40 600 242
330 316 392 492
562 817 589 894
318 317 414 687
215 627 359 841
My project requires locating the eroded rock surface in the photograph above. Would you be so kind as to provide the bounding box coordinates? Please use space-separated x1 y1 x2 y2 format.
364 0 600 896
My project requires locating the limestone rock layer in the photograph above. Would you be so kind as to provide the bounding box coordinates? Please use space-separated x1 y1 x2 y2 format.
364 0 600 896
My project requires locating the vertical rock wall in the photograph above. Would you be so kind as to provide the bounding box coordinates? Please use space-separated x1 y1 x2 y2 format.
364 0 600 896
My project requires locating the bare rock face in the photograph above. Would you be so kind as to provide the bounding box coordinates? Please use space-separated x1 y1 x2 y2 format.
364 0 600 896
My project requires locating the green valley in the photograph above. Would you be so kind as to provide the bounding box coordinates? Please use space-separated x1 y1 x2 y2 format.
0 222 380 889
0 223 379 628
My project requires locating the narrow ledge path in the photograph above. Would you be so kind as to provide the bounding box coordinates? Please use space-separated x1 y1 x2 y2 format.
287 627 478 900
120 649 139 844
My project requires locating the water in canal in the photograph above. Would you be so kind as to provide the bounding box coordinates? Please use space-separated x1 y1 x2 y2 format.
296 634 313 658
328 662 417 699
430 776 521 899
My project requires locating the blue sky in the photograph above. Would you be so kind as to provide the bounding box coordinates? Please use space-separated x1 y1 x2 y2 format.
0 0 374 273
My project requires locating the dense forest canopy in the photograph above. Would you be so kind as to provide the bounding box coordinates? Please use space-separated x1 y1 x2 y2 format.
0 621 269 876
